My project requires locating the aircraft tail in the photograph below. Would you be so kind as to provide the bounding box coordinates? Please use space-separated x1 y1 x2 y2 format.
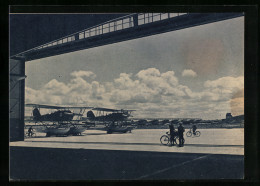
32 108 41 120
87 110 95 119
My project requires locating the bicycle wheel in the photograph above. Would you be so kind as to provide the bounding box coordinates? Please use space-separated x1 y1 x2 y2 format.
31 133 36 137
195 131 201 137
160 135 170 145
186 131 192 137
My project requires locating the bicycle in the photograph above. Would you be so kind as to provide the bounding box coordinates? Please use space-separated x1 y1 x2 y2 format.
160 131 185 146
186 129 201 137
25 131 36 138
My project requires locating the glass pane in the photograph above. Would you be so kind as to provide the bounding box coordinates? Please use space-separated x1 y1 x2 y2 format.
138 14 144 19
90 30 95 36
99 26 103 32
79 33 84 39
110 25 114 32
62 38 68 43
103 23 109 28
153 14 160 22
161 13 168 20
96 28 100 35
123 18 129 23
123 23 129 29
109 22 114 27
169 13 178 18
116 20 122 25
138 19 144 25
145 17 150 23
116 24 122 30
103 27 109 33
153 13 160 16
85 31 90 37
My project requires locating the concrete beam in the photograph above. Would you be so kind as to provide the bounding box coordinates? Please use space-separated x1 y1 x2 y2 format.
10 58 25 141
13 13 243 62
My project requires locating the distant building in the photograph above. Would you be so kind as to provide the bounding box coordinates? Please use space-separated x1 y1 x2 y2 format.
232 115 244 122
226 113 233 119
225 113 244 124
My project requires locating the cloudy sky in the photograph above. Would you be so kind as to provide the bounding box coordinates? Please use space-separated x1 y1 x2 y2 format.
25 15 244 120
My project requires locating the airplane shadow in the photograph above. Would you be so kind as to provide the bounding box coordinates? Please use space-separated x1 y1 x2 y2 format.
25 133 108 139
84 133 108 136
25 136 46 139
25 140 244 148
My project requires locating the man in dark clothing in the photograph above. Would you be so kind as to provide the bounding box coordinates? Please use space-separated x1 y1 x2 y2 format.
178 122 185 147
28 126 33 137
169 124 175 146
192 125 197 135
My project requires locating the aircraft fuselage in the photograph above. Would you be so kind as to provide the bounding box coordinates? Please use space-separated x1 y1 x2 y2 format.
34 110 74 122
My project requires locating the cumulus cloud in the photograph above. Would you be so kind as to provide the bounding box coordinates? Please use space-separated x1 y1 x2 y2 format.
43 79 69 95
182 69 197 77
91 81 105 100
204 76 244 100
70 70 96 79
114 73 138 89
25 68 244 119
204 76 243 89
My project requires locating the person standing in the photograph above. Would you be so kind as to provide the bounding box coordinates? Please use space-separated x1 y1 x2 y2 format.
192 124 197 135
28 126 33 137
169 124 175 146
178 122 185 147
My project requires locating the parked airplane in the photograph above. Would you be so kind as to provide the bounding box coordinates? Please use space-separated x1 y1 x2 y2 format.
84 107 136 134
25 104 93 136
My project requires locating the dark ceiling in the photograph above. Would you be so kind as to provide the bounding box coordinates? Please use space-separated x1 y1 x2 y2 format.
10 14 127 56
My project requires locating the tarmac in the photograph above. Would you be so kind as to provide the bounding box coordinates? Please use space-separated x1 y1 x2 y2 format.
11 128 244 155
10 128 244 180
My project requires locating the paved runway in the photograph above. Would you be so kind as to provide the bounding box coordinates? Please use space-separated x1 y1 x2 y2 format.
11 128 244 155
10 128 244 180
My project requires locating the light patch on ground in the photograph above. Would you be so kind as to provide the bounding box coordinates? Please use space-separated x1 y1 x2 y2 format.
11 128 244 155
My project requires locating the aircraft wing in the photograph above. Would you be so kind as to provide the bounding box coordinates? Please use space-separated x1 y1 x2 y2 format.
25 104 63 109
123 109 136 112
25 104 93 110
92 107 136 112
64 106 93 109
92 107 120 112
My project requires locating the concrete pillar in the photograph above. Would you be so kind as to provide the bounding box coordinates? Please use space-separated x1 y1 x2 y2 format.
10 57 25 141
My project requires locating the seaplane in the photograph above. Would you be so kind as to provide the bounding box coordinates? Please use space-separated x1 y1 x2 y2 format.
84 107 136 134
25 104 93 137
